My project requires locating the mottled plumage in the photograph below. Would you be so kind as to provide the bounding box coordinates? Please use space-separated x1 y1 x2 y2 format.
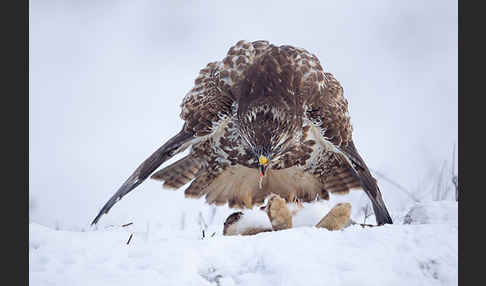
91 40 393 226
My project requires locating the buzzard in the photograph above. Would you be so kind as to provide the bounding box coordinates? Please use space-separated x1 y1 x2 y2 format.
91 40 393 225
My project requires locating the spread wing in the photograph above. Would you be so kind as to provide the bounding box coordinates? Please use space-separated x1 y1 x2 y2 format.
91 40 271 225
91 129 195 225
303 71 393 225
340 140 393 225
92 40 393 226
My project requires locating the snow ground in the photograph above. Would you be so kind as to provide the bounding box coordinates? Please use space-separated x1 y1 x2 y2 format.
29 201 457 286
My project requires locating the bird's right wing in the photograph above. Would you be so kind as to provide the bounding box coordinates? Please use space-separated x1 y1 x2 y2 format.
91 129 196 225
91 40 274 225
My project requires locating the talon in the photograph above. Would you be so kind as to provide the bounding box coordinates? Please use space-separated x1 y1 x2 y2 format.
263 194 293 231
315 202 352 231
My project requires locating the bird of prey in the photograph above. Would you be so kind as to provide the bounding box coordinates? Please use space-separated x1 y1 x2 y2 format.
91 40 393 225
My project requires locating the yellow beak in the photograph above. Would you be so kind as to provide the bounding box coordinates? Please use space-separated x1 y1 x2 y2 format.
258 155 268 165
258 155 268 177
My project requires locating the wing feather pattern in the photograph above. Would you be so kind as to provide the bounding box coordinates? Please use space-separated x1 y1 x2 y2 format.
303 66 392 225
91 42 267 224
92 40 393 226
151 154 203 189
91 129 195 225
339 141 393 225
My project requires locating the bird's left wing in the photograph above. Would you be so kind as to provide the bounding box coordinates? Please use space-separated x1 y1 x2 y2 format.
302 70 392 225
338 140 393 225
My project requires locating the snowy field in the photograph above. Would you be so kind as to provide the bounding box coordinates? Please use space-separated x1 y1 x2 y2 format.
29 201 457 286
29 1 457 285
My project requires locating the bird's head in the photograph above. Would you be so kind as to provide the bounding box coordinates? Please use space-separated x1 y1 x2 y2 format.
235 54 302 178
237 102 299 177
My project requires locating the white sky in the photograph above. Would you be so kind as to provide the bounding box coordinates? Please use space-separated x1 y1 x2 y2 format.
29 0 457 230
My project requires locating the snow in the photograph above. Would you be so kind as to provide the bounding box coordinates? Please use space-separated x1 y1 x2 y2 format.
402 201 458 225
30 201 457 286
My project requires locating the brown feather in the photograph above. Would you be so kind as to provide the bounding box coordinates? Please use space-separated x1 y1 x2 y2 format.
92 40 393 227
150 155 203 189
339 141 393 225
179 41 392 224
184 164 327 208
315 202 352 231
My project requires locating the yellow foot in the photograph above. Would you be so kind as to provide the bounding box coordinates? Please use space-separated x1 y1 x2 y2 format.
315 202 352 231
261 193 293 231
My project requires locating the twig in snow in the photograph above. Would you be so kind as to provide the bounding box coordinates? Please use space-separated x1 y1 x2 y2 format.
358 223 376 228
453 175 458 201
452 143 459 201
121 222 133 228
433 160 448 201
201 230 216 239
198 212 208 231
348 220 379 228
362 203 373 224
370 168 420 202
198 212 210 239
126 233 133 245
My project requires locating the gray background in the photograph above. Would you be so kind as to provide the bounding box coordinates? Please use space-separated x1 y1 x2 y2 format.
30 0 457 230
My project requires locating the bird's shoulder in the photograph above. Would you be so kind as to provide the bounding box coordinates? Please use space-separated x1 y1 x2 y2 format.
179 40 351 143
179 40 272 136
